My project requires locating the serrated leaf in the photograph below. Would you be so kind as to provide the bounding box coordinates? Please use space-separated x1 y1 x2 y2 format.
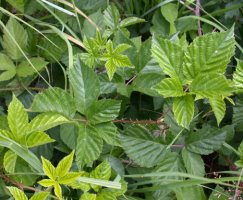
60 124 77 149
80 193 97 200
233 59 243 89
69 59 100 114
54 182 62 199
175 186 206 200
41 157 56 180
233 98 243 131
153 77 184 97
56 151 74 177
3 150 17 173
183 28 235 81
186 126 227 155
104 4 120 29
87 99 121 124
120 125 168 167
38 179 55 187
2 17 28 60
17 57 48 77
31 87 76 118
7 95 28 140
28 112 71 133
90 161 111 191
120 17 145 28
29 192 49 200
59 172 80 184
68 171 90 192
76 125 103 166
0 53 16 81
190 73 233 98
209 97 226 126
151 37 184 80
182 148 205 177
101 41 132 80
26 131 55 148
96 190 117 200
7 187 28 200
173 94 194 128
95 122 120 146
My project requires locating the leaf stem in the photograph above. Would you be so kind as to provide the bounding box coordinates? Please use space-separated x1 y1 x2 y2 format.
194 0 202 36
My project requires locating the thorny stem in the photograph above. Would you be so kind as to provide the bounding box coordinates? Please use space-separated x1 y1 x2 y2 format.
195 0 202 36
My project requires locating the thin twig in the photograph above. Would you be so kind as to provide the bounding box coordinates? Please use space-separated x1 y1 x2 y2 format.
195 0 202 36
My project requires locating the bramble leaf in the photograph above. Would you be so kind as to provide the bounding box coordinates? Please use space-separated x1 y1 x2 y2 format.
209 97 226 126
56 151 75 177
41 157 56 180
7 187 28 200
0 53 16 81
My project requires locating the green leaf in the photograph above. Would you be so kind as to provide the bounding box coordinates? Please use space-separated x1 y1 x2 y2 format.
151 37 184 80
7 187 28 200
101 41 133 80
58 172 80 184
76 125 103 166
3 150 17 173
186 126 227 155
90 161 111 191
28 112 71 133
181 148 205 177
80 193 97 200
60 124 77 149
6 0 29 12
0 53 16 81
96 190 117 200
183 28 235 81
189 73 233 98
68 171 90 192
233 59 243 89
173 94 194 128
2 17 28 60
26 131 55 148
175 186 206 200
95 122 120 146
120 17 145 28
69 59 100 114
104 4 120 29
54 182 62 199
29 192 49 200
153 78 184 97
7 95 28 140
208 185 229 200
17 57 48 77
87 99 121 124
120 125 168 167
56 151 74 177
38 179 55 187
161 3 178 35
31 87 76 118
209 97 226 126
41 156 56 180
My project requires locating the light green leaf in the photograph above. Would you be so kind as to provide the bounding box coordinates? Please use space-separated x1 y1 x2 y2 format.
31 87 76 118
76 125 103 166
38 179 55 187
186 126 227 155
183 28 235 81
54 182 62 199
0 53 16 81
96 190 117 200
161 3 178 35
209 97 226 126
26 131 55 148
151 37 184 80
182 148 205 177
90 161 111 191
2 17 28 60
101 41 132 80
28 112 71 133
87 99 121 124
17 57 48 77
69 59 100 114
120 125 168 167
233 59 243 89
56 151 74 177
59 172 80 184
190 73 233 98
153 77 184 97
3 150 17 173
173 94 194 128
6 0 29 12
7 95 28 140
7 187 28 200
95 122 120 146
120 17 145 28
68 171 90 192
80 193 97 200
29 192 49 200
41 157 56 180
